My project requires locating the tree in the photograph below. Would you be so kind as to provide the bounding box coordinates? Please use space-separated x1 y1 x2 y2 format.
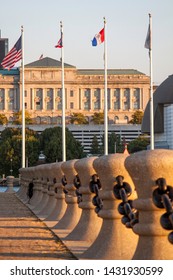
129 110 144 124
40 127 85 162
0 113 8 125
91 112 104 124
90 135 101 155
128 135 149 153
0 128 40 177
100 132 124 154
13 110 33 125
70 113 88 124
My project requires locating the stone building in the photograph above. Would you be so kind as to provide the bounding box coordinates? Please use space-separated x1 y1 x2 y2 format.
0 57 150 124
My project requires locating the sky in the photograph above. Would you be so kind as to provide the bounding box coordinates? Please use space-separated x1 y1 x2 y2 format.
0 0 173 85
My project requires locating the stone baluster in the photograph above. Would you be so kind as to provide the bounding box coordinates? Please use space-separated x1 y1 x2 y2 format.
32 164 50 214
63 157 103 255
125 149 173 260
81 154 138 260
28 165 44 209
36 163 60 220
44 162 67 228
52 159 82 239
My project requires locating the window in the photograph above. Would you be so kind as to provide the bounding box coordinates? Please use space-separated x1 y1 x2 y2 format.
94 101 100 110
133 88 140 109
70 102 74 109
57 102 62 110
36 101 41 110
84 89 90 98
57 89 62 97
70 90 74 97
114 116 119 124
84 102 90 110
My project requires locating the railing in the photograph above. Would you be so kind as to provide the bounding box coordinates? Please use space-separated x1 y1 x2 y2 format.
17 149 173 260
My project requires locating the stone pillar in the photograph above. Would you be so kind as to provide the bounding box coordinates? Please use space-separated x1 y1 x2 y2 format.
32 164 50 214
52 159 82 238
29 165 44 210
81 154 138 260
125 149 173 260
63 157 102 249
44 162 67 227
5 176 15 193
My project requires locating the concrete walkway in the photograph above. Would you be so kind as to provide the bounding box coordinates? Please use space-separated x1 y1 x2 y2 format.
0 192 77 260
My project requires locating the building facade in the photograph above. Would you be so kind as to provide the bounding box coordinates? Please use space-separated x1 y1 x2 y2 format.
0 57 150 124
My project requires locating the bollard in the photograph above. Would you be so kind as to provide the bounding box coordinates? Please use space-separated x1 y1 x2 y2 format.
32 164 50 214
36 163 61 220
125 149 173 260
63 157 103 255
28 165 44 209
52 159 82 238
44 162 67 227
81 154 138 260
5 176 15 193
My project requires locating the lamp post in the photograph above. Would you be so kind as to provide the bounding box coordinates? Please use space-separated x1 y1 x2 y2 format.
10 158 13 175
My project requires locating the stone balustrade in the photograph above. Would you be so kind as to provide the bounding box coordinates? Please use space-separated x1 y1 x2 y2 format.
17 149 173 260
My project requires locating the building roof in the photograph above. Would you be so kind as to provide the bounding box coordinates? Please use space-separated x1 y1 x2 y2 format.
77 69 146 75
141 74 173 134
25 57 76 68
0 68 19 75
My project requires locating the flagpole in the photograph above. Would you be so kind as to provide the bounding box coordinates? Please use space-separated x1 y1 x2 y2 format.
61 21 66 161
21 25 25 167
103 17 108 155
149 13 154 150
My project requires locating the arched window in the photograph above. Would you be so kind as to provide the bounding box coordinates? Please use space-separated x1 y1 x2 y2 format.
114 116 119 124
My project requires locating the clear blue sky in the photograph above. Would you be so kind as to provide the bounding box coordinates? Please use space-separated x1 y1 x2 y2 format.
1 0 173 85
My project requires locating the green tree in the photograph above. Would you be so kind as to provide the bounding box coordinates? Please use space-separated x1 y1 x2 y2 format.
129 110 144 124
90 135 101 155
0 128 40 177
91 112 104 124
0 113 8 125
100 132 124 154
40 127 85 162
128 135 149 153
13 110 33 125
70 113 88 124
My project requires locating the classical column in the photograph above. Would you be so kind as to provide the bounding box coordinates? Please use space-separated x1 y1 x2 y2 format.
4 89 8 110
52 88 56 110
31 89 35 110
42 88 46 110
90 89 93 110
119 88 123 110
129 88 133 110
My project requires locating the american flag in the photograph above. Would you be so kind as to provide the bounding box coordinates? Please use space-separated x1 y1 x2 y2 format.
55 32 63 48
1 36 22 70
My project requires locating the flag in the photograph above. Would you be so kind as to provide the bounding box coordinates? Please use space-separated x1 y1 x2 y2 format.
39 54 43 60
55 32 63 48
92 28 104 46
144 23 151 50
1 36 22 70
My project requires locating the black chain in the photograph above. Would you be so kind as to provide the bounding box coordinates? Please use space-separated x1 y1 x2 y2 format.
152 177 173 244
113 175 139 228
89 174 103 213
74 174 82 203
61 175 68 194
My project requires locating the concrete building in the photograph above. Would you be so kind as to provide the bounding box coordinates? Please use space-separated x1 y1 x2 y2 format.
142 74 173 149
0 57 150 124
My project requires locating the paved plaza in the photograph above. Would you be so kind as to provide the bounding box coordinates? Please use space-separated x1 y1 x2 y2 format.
0 192 77 260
